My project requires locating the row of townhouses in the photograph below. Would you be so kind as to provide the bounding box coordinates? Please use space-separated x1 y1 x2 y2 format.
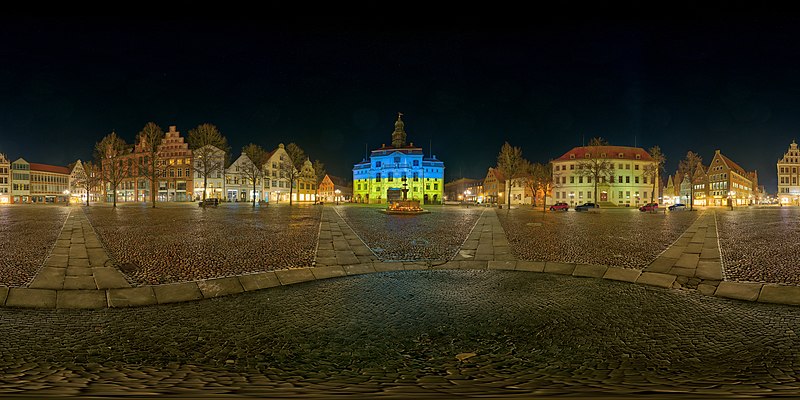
446 144 773 208
0 125 353 205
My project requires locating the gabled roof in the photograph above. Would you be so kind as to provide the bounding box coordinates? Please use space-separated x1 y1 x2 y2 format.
714 151 747 176
555 145 654 162
485 167 505 182
29 162 70 175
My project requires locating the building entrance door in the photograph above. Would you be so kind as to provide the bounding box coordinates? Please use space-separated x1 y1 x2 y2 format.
600 192 608 202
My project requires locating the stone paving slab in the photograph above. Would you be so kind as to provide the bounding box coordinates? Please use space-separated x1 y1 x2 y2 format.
696 261 723 280
311 266 347 280
107 287 158 307
403 262 428 270
715 281 764 302
374 262 405 272
515 261 545 272
603 267 641 283
573 264 608 278
544 262 576 275
636 272 677 289
674 253 700 269
758 285 800 305
487 260 516 270
5 288 57 308
63 276 97 290
153 282 204 304
94 268 131 289
275 268 315 285
459 260 488 270
0 286 7 305
344 263 376 275
57 290 107 309
197 277 244 298
238 272 281 291
29 267 65 289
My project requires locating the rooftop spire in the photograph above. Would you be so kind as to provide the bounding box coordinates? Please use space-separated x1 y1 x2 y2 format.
392 112 406 147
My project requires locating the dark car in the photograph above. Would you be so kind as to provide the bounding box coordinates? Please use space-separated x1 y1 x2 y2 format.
574 202 598 211
668 203 686 211
639 202 658 212
550 202 569 211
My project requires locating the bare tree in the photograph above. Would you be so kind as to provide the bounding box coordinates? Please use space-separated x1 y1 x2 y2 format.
312 159 326 205
136 122 164 208
496 142 524 210
188 123 230 204
81 161 103 206
678 151 704 211
588 137 609 146
280 143 307 205
95 131 130 207
241 143 268 208
643 145 666 205
532 162 555 213
576 139 615 204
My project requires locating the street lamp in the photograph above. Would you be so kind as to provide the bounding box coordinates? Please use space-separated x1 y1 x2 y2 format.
335 188 341 205
63 189 70 206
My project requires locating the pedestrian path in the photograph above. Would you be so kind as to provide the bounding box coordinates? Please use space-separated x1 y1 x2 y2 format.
641 210 723 291
4 209 131 308
453 208 515 262
315 208 377 267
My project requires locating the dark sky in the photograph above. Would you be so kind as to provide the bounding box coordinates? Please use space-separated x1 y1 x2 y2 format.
1 10 799 192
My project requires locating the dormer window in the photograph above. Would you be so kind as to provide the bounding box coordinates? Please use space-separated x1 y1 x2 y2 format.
600 153 606 158
635 154 641 160
570 154 575 159
585 153 591 159
618 153 624 158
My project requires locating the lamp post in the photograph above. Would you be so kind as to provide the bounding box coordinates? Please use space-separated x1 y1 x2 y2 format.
569 192 574 206
335 189 341 205
63 189 70 206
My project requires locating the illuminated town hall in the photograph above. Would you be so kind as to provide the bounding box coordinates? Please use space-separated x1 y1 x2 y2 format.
353 114 444 204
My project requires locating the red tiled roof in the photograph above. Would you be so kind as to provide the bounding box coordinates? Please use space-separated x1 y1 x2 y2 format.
717 152 746 175
554 145 654 162
29 163 70 175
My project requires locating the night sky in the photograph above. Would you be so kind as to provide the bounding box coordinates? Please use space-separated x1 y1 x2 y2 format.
2 11 799 192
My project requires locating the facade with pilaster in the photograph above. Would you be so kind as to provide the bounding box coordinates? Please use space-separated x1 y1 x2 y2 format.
353 114 444 204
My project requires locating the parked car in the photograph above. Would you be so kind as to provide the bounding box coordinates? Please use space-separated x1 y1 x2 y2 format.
639 202 658 212
550 202 569 211
574 202 598 211
668 203 686 211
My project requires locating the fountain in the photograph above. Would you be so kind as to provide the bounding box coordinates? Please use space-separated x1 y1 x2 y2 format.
382 180 428 215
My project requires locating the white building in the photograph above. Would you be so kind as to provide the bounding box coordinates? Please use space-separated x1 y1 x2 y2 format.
10 158 30 204
552 145 657 207
262 144 292 203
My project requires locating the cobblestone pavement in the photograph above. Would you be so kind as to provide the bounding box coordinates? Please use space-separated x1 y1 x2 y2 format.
0 205 70 287
497 208 699 268
0 270 798 398
335 205 483 261
84 204 322 285
718 207 800 285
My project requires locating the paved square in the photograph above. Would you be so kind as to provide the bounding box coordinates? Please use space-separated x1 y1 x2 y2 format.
335 205 483 261
717 208 800 284
0 206 71 286
85 204 321 285
497 208 699 268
